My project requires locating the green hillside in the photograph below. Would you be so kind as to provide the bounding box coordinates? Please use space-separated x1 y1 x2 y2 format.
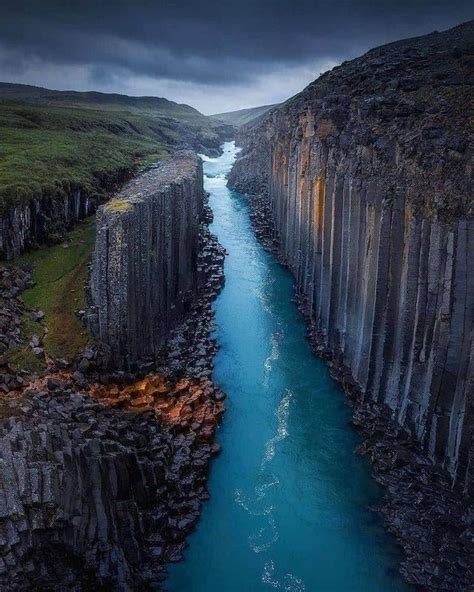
0 83 231 213
210 103 276 127
0 82 205 120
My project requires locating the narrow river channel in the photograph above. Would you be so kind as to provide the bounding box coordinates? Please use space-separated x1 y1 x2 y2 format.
168 142 412 592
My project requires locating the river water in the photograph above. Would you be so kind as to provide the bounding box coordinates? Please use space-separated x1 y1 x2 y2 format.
168 142 411 592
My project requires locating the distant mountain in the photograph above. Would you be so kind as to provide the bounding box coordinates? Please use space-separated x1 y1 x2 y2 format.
0 82 205 121
210 104 276 127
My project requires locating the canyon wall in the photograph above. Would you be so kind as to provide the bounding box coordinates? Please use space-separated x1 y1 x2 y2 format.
0 164 134 261
0 189 97 260
0 148 225 589
88 151 205 367
230 22 474 494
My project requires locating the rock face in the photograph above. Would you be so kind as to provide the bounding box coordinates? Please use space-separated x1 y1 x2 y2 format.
0 175 129 260
0 374 224 591
89 152 205 368
230 21 474 588
0 179 226 589
1 190 90 260
230 21 474 492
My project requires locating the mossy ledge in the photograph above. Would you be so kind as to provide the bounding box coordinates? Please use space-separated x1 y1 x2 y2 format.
4 218 95 370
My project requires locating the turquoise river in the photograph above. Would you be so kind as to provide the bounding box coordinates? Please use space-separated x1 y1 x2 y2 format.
168 142 412 592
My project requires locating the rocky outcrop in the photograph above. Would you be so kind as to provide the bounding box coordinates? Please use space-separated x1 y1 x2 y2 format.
0 170 131 261
0 373 224 591
88 152 205 368
230 21 474 589
0 194 226 589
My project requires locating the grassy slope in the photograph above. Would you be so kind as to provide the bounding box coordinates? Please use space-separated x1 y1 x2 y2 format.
0 82 228 213
9 218 95 368
210 104 276 127
0 101 169 211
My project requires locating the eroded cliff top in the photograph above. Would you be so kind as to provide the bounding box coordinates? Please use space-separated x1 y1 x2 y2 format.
270 20 474 116
105 150 202 214
238 20 474 220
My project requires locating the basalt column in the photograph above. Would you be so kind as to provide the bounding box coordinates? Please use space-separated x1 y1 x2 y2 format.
229 22 474 494
89 151 205 367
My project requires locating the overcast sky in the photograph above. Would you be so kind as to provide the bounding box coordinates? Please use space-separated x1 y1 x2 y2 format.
1 1 472 114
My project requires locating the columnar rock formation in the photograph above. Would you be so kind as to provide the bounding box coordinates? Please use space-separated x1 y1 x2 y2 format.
230 22 474 497
0 373 224 590
0 188 99 260
0 148 226 589
89 152 205 367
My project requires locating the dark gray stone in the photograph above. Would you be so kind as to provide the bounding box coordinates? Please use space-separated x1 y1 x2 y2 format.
88 152 205 369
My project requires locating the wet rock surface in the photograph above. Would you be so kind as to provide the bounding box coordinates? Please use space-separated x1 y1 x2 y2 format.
230 21 474 591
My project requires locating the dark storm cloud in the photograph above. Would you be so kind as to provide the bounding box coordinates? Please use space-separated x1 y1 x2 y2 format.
0 0 472 111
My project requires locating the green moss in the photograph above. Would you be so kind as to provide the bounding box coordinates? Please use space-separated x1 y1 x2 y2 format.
15 218 96 360
7 346 44 373
0 101 171 213
106 199 133 213
20 315 42 342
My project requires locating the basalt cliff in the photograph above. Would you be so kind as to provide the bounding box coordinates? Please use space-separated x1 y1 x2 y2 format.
88 151 206 368
0 152 226 590
229 21 474 590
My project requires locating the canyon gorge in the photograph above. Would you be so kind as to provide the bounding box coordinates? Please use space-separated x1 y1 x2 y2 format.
0 17 472 592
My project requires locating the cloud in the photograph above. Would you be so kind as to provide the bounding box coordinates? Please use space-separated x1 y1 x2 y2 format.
0 0 472 112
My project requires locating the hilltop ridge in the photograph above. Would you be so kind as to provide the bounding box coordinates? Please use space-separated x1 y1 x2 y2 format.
210 103 276 127
0 82 205 120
